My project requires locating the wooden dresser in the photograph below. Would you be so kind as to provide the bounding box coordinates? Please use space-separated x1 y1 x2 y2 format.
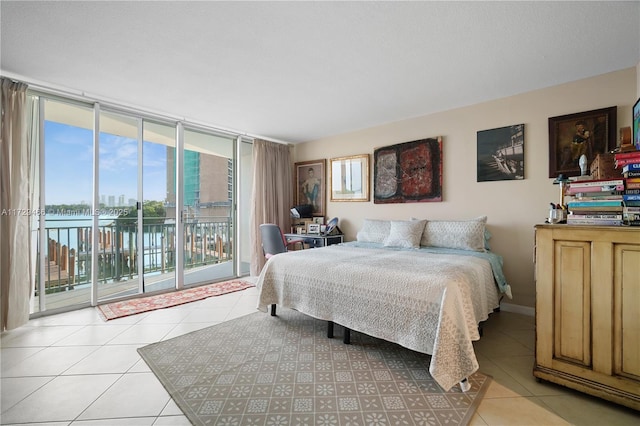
534 224 640 411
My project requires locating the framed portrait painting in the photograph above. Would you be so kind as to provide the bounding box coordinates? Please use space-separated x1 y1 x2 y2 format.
373 137 442 203
548 106 617 178
295 159 326 217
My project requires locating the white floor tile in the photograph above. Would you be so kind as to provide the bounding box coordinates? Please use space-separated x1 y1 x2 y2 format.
127 358 152 373
181 307 231 323
135 308 192 324
2 346 99 377
77 372 170 420
70 417 156 425
0 347 45 372
53 324 132 346
161 322 219 340
106 324 176 345
63 345 142 375
0 325 85 347
159 399 184 416
0 374 120 423
152 415 192 425
1 376 53 413
28 308 104 327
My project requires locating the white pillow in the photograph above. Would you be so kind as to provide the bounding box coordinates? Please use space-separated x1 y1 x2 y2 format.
356 219 391 243
384 220 426 248
421 216 487 251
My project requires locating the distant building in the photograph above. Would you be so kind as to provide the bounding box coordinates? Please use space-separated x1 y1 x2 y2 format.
165 149 232 220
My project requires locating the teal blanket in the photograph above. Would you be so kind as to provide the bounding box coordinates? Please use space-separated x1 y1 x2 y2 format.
341 241 512 298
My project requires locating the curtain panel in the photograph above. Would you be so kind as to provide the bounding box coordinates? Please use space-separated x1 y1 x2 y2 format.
249 139 293 276
1 78 31 330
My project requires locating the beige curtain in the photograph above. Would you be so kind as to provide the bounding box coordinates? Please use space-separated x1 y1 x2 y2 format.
250 139 293 276
1 78 31 331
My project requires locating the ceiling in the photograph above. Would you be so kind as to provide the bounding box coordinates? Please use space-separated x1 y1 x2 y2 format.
1 1 639 144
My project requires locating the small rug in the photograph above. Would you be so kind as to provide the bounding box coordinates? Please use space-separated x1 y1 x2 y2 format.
97 279 255 321
138 308 491 425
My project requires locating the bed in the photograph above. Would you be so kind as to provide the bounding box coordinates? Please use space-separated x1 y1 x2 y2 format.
256 217 512 391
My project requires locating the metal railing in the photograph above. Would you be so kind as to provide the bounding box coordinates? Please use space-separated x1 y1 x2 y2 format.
37 216 232 295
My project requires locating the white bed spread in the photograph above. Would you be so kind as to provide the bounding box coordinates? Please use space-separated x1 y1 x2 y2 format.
256 243 501 391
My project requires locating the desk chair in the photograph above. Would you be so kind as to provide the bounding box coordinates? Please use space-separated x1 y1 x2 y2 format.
259 224 304 259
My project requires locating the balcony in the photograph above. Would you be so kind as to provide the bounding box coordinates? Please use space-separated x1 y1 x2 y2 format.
35 216 233 311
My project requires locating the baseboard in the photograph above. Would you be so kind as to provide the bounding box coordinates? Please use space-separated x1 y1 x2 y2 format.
500 302 535 317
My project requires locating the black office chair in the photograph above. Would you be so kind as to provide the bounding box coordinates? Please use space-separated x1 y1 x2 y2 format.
259 224 303 259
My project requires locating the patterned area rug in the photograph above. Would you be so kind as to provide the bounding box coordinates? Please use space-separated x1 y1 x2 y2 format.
138 308 491 425
97 279 254 321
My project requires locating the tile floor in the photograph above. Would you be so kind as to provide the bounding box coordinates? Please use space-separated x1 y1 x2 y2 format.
1 283 639 425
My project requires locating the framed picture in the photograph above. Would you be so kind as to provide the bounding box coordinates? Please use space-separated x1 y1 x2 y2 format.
312 216 324 224
307 223 321 234
477 124 524 182
295 159 326 217
373 137 442 203
548 106 617 178
329 154 370 201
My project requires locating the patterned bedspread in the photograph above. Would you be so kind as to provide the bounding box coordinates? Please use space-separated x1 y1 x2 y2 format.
256 243 501 391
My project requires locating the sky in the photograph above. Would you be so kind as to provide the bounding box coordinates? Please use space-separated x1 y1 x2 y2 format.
45 121 168 205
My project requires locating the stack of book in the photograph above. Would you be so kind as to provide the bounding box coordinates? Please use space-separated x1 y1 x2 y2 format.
614 150 640 225
566 178 624 225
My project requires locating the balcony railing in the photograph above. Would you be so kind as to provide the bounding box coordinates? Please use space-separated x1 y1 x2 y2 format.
38 216 232 295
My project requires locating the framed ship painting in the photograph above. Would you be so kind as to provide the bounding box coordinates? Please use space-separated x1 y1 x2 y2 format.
373 137 442 203
477 124 525 182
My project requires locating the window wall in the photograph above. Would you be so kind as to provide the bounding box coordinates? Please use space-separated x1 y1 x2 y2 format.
30 92 250 314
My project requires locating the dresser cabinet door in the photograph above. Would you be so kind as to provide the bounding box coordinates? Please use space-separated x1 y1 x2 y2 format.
552 240 592 369
613 243 640 390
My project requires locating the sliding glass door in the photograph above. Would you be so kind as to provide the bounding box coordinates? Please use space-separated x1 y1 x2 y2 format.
96 110 142 301
140 121 176 293
37 98 94 312
182 129 235 287
31 92 248 315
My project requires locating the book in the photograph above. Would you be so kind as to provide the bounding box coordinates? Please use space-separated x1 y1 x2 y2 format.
568 178 624 188
568 200 623 207
568 213 622 219
569 207 622 216
622 163 640 173
566 185 624 194
573 193 622 200
614 158 640 167
626 182 640 190
566 217 622 226
623 170 640 178
614 150 640 160
623 194 640 201
624 189 640 194
623 211 640 222
568 206 623 213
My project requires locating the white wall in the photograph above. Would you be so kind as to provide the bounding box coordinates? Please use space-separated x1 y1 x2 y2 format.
293 67 637 308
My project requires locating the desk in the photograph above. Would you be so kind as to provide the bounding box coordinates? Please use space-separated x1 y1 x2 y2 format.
284 233 343 249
